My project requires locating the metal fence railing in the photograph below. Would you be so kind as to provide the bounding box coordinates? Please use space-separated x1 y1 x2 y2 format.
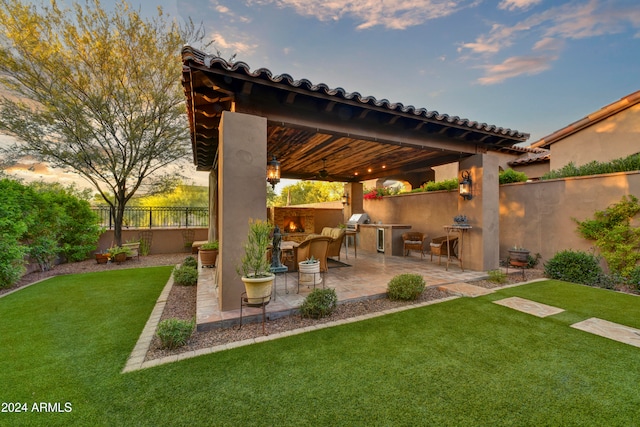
92 206 208 229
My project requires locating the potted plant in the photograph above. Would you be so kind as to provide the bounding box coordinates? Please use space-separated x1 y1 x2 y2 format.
198 240 219 268
298 256 322 286
239 219 274 305
108 246 132 264
95 251 110 264
508 246 530 264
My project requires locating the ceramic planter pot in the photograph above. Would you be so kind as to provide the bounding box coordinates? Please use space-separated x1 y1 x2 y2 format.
95 253 109 264
113 252 127 264
241 274 274 305
298 261 322 286
199 249 218 268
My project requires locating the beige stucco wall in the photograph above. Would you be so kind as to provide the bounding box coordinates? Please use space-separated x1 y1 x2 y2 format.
499 171 640 263
97 228 208 254
549 104 640 170
361 170 640 272
512 161 549 180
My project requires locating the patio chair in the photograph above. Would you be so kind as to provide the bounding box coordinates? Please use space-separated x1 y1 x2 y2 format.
402 232 428 258
294 235 332 272
430 236 458 265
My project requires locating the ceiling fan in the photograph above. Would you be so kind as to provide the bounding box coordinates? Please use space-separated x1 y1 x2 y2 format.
309 158 334 181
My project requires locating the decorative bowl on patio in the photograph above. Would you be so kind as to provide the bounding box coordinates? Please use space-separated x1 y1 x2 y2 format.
239 219 274 305
508 247 530 264
453 214 468 225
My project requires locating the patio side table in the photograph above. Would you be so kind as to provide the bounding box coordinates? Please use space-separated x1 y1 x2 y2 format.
270 265 289 299
443 225 472 271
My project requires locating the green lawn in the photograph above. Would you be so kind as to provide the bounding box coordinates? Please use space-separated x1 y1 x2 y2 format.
1 270 639 426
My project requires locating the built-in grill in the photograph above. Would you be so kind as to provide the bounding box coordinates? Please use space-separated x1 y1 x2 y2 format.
346 213 370 231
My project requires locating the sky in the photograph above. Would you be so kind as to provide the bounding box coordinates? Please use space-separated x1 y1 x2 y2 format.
2 0 640 189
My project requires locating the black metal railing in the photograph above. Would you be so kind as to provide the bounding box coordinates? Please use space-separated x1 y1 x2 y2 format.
92 206 208 229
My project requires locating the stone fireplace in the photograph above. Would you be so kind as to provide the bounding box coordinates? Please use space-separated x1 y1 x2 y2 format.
270 207 315 242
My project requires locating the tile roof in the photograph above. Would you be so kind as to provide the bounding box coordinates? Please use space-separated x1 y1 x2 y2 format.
182 47 529 142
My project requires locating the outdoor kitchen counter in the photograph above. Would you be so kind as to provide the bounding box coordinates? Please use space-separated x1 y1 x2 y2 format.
358 223 412 257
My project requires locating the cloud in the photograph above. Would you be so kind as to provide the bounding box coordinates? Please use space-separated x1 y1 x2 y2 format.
476 54 556 85
498 0 542 12
461 0 640 84
256 0 478 30
209 32 258 56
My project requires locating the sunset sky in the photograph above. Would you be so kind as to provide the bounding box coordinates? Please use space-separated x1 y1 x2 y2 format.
2 0 639 189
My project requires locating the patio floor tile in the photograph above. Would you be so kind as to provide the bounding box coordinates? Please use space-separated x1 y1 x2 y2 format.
197 248 487 330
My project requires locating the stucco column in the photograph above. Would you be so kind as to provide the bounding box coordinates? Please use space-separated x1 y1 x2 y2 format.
208 170 217 242
458 154 499 271
343 182 364 222
218 111 268 311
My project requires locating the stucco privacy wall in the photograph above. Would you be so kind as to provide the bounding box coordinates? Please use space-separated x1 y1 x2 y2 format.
362 154 497 271
97 228 208 254
362 170 640 271
499 171 640 264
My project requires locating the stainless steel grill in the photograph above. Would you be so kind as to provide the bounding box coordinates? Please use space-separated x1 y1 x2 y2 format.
346 213 370 231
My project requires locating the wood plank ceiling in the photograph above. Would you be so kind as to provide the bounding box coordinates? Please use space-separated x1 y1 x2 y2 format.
181 46 529 183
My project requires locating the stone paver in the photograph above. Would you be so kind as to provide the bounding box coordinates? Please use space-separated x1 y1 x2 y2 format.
493 296 564 317
437 282 494 297
571 318 640 348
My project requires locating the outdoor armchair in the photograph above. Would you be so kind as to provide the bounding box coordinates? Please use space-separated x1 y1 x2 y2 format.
402 232 428 258
294 235 332 272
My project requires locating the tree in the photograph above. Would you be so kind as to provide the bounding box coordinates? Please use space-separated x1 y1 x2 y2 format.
0 0 201 245
275 181 344 206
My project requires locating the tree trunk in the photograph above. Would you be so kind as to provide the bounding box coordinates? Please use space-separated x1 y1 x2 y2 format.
112 199 127 247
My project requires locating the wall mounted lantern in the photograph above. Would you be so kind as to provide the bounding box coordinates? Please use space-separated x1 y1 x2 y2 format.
342 192 350 206
266 155 281 189
459 170 472 200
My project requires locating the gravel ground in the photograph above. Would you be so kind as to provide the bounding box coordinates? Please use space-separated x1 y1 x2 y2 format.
2 254 547 362
145 267 548 361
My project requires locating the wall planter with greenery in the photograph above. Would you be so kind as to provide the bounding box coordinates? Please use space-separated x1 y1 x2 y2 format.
198 240 219 268
239 219 274 305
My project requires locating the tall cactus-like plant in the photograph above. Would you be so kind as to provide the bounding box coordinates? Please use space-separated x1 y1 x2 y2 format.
239 219 274 278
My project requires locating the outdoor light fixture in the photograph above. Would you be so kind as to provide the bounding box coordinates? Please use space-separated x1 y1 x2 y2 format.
266 155 281 189
342 192 350 206
459 170 472 200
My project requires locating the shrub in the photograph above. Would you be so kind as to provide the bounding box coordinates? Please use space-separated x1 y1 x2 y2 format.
542 153 640 180
182 256 198 269
527 253 542 269
156 318 194 349
499 169 528 184
387 273 426 301
574 195 640 278
544 250 602 285
299 288 338 319
488 269 507 283
625 266 640 292
173 265 198 286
